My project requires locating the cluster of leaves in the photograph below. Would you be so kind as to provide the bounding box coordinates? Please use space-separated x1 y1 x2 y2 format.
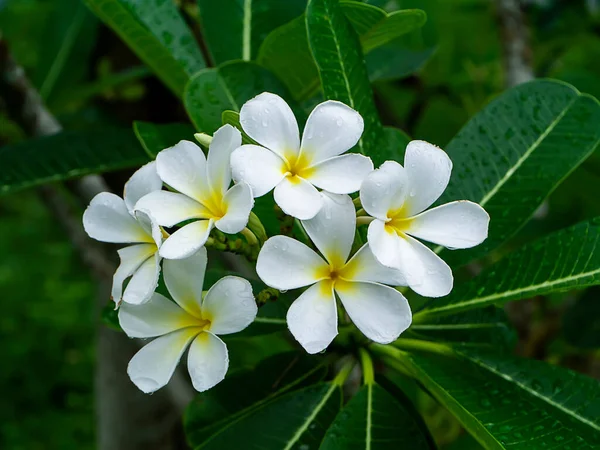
2 0 600 448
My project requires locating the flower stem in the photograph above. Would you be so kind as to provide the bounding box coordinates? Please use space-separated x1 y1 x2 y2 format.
333 357 356 387
356 216 374 226
247 212 267 243
358 348 375 385
353 197 362 207
241 227 259 246
356 208 367 216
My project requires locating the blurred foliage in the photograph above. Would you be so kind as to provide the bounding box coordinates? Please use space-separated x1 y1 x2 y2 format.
1 0 600 448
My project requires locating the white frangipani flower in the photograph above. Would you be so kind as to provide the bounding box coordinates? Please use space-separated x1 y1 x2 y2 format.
230 92 374 220
119 247 257 393
360 140 490 298
136 124 254 260
256 192 411 354
83 162 163 305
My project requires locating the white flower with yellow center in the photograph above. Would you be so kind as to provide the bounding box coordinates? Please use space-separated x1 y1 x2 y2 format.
136 124 254 260
230 92 374 220
83 162 163 305
256 192 411 354
118 247 257 393
360 140 490 298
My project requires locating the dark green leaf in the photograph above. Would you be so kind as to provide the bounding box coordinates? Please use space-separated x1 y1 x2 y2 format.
389 348 600 449
415 217 600 320
408 307 516 350
371 126 411 167
366 44 435 82
438 80 600 267
197 382 341 449
306 0 382 155
84 0 205 97
258 1 426 101
184 61 301 134
197 0 306 64
133 121 196 158
0 129 149 196
320 383 435 449
563 286 600 349
185 351 327 446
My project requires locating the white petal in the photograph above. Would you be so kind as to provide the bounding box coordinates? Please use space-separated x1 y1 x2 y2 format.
286 281 337 354
123 161 162 212
302 192 355 267
134 209 163 248
359 161 408 221
202 276 257 335
407 201 490 249
257 236 328 290
207 125 241 197
230 144 287 197
127 327 199 393
135 191 211 227
336 281 412 344
111 244 156 305
273 176 322 220
159 220 214 260
122 253 161 305
306 154 374 194
396 234 453 298
216 182 254 234
156 140 209 202
83 192 151 244
300 100 364 164
163 247 207 318
342 244 406 286
187 332 229 392
367 219 402 268
119 292 198 338
239 92 300 159
404 140 452 215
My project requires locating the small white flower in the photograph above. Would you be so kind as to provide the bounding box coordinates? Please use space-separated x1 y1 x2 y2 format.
136 124 254 260
83 162 163 305
360 140 490 298
230 92 374 220
256 192 411 354
119 247 257 393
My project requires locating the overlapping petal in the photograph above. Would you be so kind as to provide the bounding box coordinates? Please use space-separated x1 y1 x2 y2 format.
156 140 209 201
135 191 211 227
202 276 257 335
159 219 214 260
286 281 337 354
306 154 373 195
360 161 408 221
257 236 329 290
124 161 162 212
127 327 200 394
119 292 199 338
239 92 300 159
273 176 322 220
207 124 241 197
122 253 161 305
367 219 402 269
134 209 163 248
216 182 254 234
187 332 229 392
342 244 406 287
404 140 452 216
163 248 207 317
230 144 287 197
111 244 156 304
300 100 363 164
335 280 411 344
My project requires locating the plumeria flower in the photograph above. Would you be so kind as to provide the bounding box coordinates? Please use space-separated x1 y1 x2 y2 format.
256 192 411 354
83 162 163 305
230 92 374 220
118 247 257 393
136 124 254 260
360 140 490 298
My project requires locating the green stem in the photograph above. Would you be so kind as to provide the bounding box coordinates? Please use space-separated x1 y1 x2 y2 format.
333 357 356 387
356 208 367 216
356 216 374 226
353 197 362 207
241 227 259 246
392 338 454 356
358 348 375 385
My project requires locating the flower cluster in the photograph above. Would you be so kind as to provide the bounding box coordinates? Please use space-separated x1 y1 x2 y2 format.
83 92 489 393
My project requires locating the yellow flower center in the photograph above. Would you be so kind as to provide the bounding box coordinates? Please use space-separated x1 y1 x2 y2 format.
283 151 315 182
385 205 413 235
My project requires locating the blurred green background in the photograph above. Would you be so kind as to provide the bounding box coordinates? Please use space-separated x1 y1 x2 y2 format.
1 0 599 448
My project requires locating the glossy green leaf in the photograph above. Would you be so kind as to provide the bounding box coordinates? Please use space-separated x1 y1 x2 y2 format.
185 352 327 446
35 0 98 101
409 307 516 350
415 217 600 320
437 80 600 267
366 44 435 82
372 126 411 166
184 61 300 134
0 129 149 196
306 0 382 155
133 121 196 158
258 1 426 101
197 382 342 449
387 348 600 449
320 383 435 449
197 0 306 64
84 0 205 97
